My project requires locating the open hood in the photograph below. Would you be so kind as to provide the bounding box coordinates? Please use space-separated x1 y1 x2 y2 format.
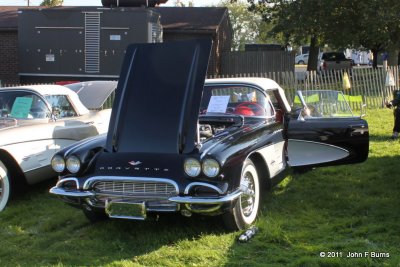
106 39 212 154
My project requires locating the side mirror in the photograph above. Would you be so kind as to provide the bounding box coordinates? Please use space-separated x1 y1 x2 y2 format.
360 104 367 118
297 107 310 121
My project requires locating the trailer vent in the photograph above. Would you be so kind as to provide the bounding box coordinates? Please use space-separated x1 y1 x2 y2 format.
85 12 101 73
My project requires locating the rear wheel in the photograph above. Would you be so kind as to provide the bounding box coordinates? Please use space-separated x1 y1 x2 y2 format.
0 161 10 212
298 60 305 64
223 159 260 230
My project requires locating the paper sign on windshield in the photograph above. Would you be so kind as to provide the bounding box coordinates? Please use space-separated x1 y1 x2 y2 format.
207 95 230 113
10 97 33 118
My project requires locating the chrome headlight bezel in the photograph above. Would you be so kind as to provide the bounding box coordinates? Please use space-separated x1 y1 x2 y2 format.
51 155 65 173
184 158 201 177
66 155 81 174
202 158 220 178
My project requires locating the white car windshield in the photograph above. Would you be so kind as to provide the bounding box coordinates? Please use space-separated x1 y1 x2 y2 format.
293 90 354 118
200 85 273 117
45 95 77 118
0 91 49 119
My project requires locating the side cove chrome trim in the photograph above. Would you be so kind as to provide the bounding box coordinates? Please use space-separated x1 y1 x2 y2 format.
287 139 349 167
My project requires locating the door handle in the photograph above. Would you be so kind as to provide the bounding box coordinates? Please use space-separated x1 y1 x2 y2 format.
348 124 366 136
349 124 365 129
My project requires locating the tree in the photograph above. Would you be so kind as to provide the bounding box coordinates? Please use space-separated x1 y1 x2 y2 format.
40 0 63 6
245 0 330 71
219 0 262 50
218 0 277 51
322 0 397 68
245 0 400 69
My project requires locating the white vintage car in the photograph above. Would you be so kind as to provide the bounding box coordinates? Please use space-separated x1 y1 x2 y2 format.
0 82 116 211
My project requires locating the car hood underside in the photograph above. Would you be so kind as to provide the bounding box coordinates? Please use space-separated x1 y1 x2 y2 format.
106 39 212 155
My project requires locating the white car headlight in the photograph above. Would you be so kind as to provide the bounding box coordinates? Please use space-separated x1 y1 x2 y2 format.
66 156 81 174
51 155 65 173
202 159 220 178
184 158 201 177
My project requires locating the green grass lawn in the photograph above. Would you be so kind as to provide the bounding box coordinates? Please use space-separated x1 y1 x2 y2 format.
1 109 399 267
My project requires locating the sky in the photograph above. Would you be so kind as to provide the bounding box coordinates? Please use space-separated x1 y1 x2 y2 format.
0 0 220 7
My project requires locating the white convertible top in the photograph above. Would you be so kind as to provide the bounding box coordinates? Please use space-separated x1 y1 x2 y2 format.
0 84 89 115
205 77 291 112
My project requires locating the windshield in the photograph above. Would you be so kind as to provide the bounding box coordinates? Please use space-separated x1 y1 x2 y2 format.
45 95 77 118
293 90 354 118
0 91 50 119
200 85 273 117
321 52 346 61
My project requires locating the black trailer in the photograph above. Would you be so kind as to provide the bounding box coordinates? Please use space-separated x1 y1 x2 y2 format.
18 6 162 83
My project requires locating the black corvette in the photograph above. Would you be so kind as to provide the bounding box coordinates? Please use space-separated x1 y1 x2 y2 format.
49 39 369 230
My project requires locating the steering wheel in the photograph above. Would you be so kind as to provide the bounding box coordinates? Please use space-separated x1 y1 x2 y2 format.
234 102 265 116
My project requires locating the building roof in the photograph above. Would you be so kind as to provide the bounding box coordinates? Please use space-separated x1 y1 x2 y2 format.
158 7 229 33
0 6 229 33
0 6 20 30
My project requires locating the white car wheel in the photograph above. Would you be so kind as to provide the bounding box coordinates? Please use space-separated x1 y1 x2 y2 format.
223 159 260 230
0 161 10 212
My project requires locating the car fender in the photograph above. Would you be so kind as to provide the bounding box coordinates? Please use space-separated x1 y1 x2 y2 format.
247 152 272 189
0 149 27 190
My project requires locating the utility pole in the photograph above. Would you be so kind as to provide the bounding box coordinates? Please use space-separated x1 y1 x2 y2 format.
27 0 30 6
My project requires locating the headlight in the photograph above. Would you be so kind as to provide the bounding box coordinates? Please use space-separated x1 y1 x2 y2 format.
51 155 65 173
66 156 81 174
184 158 201 177
202 159 220 178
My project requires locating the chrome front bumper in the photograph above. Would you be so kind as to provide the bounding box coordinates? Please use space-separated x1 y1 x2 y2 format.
49 176 243 215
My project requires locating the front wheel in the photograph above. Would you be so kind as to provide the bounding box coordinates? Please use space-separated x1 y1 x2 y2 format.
223 159 260 230
0 161 11 212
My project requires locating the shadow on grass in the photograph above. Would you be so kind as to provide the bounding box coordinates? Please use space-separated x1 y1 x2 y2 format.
1 178 228 266
223 155 400 267
369 134 399 143
1 154 400 266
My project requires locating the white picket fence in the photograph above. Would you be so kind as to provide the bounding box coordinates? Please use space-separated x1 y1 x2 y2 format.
209 66 400 109
3 66 399 110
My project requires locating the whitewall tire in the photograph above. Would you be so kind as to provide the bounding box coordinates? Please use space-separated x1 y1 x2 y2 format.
0 161 10 212
223 159 260 230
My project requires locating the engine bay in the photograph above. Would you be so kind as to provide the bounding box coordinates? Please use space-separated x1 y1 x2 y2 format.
198 115 243 143
199 123 227 142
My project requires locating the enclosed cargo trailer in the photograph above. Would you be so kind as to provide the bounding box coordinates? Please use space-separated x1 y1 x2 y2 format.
18 7 162 83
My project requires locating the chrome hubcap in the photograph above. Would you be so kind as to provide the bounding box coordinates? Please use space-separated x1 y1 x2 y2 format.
240 172 255 217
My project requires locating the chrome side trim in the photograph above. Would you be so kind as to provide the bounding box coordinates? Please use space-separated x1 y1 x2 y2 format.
83 176 179 194
183 182 226 195
169 189 242 205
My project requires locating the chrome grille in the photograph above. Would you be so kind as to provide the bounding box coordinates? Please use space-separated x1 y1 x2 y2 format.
93 181 177 197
